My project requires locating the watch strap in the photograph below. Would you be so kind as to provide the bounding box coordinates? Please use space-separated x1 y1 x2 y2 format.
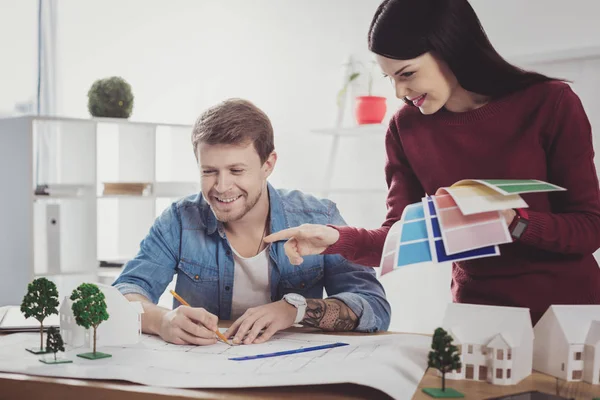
294 303 307 324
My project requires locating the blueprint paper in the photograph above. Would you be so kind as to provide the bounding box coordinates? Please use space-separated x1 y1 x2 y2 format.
0 331 430 400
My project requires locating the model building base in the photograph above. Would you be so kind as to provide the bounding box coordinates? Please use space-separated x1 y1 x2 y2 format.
26 347 50 355
77 352 112 360
422 388 465 398
39 357 73 365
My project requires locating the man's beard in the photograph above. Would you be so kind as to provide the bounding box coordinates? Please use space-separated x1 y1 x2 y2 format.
213 186 263 223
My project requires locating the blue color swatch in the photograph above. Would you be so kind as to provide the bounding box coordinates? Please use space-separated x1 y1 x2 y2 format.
434 239 497 262
400 220 429 242
404 203 425 221
397 241 432 266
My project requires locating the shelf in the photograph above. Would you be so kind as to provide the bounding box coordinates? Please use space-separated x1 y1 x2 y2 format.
98 194 156 199
97 181 199 198
311 124 386 137
29 115 192 129
97 266 124 279
303 188 388 194
34 270 99 277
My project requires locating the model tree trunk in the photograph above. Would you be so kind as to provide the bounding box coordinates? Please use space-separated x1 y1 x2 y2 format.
93 325 97 354
39 321 44 351
441 369 446 391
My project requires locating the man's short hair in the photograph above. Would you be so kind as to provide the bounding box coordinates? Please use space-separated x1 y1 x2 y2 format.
192 98 274 164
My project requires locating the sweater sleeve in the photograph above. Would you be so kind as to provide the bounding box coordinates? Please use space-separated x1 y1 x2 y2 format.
519 86 600 254
323 113 426 266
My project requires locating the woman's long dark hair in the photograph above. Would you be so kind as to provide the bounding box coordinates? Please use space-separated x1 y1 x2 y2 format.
368 0 557 100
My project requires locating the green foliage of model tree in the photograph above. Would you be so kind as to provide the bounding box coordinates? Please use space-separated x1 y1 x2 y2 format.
87 76 134 118
428 327 462 392
20 278 59 351
70 283 109 355
46 327 65 362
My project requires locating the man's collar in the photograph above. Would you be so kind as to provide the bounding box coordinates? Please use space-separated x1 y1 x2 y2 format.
205 182 287 236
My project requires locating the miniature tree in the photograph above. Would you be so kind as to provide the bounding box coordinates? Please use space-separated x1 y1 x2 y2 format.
70 283 111 360
422 327 464 398
39 327 72 364
20 277 59 354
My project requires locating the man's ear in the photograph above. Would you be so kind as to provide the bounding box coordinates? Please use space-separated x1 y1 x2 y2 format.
263 151 277 178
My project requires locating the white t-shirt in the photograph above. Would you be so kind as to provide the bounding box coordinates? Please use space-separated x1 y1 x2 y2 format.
230 246 272 320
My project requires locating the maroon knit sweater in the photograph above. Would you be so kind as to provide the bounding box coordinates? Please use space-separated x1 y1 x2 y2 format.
326 81 600 325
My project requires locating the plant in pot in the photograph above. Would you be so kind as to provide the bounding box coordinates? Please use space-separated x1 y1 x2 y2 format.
338 60 387 125
87 76 134 118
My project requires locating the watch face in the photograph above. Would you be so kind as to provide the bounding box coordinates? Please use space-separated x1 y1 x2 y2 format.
512 220 528 238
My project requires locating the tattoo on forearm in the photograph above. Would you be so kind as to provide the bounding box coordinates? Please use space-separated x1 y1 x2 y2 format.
301 299 358 331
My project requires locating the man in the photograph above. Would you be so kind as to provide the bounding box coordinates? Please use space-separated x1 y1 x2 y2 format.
113 98 390 346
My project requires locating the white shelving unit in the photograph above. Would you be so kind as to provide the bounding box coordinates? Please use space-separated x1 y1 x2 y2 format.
0 115 199 305
311 123 386 197
307 123 389 236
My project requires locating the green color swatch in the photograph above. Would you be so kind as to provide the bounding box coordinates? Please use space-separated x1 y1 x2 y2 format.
496 183 562 194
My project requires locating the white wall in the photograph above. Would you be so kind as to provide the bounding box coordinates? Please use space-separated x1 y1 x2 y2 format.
2 0 600 332
0 0 36 114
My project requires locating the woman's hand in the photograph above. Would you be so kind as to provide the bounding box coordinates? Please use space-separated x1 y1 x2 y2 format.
263 224 340 265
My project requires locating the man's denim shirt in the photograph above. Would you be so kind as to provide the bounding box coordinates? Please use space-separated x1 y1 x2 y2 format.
113 183 391 332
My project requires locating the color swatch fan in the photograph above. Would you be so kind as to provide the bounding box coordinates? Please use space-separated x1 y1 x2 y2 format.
379 179 565 276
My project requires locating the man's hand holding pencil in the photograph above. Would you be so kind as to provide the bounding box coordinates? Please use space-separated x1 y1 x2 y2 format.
158 304 220 346
155 289 230 346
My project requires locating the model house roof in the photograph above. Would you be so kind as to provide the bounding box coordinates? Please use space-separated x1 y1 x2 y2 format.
60 284 143 315
442 303 533 347
546 305 600 344
487 332 514 349
585 320 600 346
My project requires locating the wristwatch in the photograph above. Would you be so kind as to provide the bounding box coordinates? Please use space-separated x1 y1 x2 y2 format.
509 208 529 240
283 293 307 324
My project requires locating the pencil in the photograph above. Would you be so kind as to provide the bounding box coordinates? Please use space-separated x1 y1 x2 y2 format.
169 289 230 345
169 289 190 306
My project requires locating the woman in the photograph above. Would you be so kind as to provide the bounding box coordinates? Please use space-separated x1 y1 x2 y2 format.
265 0 600 324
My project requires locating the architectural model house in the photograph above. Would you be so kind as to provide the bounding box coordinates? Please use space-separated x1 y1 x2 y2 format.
441 303 534 385
60 283 143 348
533 305 600 384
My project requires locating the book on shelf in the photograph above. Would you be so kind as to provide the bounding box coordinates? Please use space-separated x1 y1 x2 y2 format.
99 259 128 268
102 182 152 196
34 183 91 197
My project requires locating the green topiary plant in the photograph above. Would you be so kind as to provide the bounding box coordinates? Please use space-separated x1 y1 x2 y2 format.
87 76 134 118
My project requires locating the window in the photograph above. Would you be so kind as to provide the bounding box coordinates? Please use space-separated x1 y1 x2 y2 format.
572 370 582 380
497 349 504 360
496 368 503 379
456 344 462 354
507 349 512 360
507 369 511 379
481 345 487 355
468 344 473 354
575 352 582 361
561 363 565 371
